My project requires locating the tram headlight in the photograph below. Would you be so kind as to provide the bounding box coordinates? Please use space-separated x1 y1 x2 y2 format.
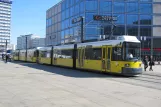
125 64 130 67
139 63 142 67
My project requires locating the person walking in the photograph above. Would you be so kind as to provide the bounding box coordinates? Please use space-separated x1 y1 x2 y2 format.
5 54 8 63
149 56 154 71
2 53 4 60
143 56 149 71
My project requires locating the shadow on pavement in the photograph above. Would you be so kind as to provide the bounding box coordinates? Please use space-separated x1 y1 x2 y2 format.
11 61 126 78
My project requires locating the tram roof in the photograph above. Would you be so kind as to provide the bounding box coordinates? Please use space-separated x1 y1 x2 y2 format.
38 47 52 51
77 35 140 48
19 50 26 52
53 44 74 49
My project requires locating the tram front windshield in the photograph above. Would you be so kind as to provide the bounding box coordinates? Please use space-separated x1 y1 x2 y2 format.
124 42 141 61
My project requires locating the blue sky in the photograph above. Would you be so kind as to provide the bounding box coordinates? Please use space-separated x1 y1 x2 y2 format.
11 0 60 44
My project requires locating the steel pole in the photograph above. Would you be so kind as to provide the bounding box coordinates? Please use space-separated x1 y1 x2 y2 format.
6 40 7 54
81 17 84 43
26 36 27 61
151 37 153 57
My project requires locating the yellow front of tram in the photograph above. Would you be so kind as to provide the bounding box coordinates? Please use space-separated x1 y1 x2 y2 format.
110 41 142 75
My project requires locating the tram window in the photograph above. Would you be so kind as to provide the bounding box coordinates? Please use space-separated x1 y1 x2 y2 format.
40 51 46 57
61 49 73 58
85 47 93 59
40 51 51 58
85 48 101 60
34 51 37 57
93 48 102 60
103 48 105 58
112 47 122 61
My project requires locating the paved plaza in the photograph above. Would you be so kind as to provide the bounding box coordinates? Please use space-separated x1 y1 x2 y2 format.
0 61 161 107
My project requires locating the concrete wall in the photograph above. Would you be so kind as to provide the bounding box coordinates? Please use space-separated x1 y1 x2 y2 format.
153 27 161 37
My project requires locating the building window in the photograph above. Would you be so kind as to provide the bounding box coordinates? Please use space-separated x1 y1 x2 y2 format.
85 12 97 23
113 25 125 36
61 31 64 39
100 1 112 13
127 2 139 13
66 9 69 19
113 2 125 13
140 15 152 25
71 6 75 16
140 26 151 36
75 4 79 15
85 25 98 35
79 1 85 13
127 15 139 25
140 3 152 14
114 14 125 24
62 11 65 20
127 26 138 36
86 1 97 11
70 0 74 6
140 0 152 2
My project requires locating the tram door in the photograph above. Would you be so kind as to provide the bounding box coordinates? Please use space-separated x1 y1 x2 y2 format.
53 49 57 65
102 46 112 72
78 47 85 68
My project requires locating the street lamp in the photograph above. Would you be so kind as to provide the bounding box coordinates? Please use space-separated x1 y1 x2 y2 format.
26 36 27 61
5 39 7 54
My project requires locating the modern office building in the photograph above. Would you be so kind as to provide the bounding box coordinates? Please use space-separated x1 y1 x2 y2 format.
46 0 161 59
31 38 46 48
0 0 12 55
17 34 45 49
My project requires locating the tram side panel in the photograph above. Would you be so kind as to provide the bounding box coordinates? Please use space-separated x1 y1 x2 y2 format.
52 45 75 68
27 50 37 63
13 51 19 61
19 50 26 61
76 46 102 72
38 50 51 65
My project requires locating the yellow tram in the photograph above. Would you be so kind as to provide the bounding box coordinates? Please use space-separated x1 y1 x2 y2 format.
76 36 142 75
13 36 142 76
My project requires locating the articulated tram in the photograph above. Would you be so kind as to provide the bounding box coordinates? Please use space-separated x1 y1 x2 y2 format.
13 36 143 76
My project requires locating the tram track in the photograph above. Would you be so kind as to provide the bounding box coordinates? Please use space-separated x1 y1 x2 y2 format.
103 74 161 90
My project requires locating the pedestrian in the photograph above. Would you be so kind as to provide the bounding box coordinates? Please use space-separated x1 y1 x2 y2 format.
149 56 154 71
2 54 4 60
143 56 149 71
5 54 8 63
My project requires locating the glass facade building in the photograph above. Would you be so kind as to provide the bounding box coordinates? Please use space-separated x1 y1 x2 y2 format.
0 0 12 54
46 0 161 59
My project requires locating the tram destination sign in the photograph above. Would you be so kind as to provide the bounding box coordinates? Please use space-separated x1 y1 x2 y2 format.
0 0 12 4
93 15 117 21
